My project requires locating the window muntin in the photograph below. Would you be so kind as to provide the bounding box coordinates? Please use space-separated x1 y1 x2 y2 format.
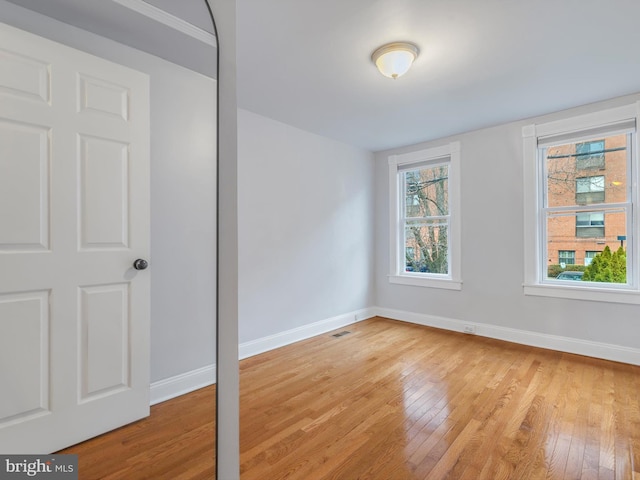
388 142 461 289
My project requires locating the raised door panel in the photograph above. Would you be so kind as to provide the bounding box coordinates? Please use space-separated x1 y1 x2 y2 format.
79 284 130 402
78 74 129 121
0 48 50 104
0 291 49 425
0 120 50 251
78 135 129 250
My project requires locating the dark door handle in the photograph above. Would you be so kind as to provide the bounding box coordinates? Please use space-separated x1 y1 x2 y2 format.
133 259 149 270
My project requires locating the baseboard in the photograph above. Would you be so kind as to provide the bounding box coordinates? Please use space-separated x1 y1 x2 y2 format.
148 307 377 405
374 306 640 366
149 304 639 406
239 307 377 359
150 363 216 406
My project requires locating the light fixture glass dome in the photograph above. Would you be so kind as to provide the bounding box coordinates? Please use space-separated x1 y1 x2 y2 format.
371 42 419 79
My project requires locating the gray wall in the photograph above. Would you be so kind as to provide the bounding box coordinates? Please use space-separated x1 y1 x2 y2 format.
375 93 640 350
237 109 375 344
0 1 218 383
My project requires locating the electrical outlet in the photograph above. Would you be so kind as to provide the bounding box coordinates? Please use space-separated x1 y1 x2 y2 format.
463 325 476 334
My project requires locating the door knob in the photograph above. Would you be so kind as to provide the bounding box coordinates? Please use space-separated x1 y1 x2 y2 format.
133 259 149 270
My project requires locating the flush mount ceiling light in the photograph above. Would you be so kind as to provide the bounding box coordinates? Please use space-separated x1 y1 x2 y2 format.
371 42 419 79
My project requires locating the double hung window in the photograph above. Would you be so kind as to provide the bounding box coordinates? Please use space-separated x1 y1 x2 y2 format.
388 142 461 289
523 103 640 303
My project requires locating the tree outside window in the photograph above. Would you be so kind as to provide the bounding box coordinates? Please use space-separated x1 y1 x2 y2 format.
402 164 449 274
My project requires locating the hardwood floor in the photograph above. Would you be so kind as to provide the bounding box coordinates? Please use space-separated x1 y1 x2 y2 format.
58 384 216 479
239 317 639 480
60 317 640 479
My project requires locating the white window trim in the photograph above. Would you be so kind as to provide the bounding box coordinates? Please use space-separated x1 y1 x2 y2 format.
388 141 462 290
522 102 640 304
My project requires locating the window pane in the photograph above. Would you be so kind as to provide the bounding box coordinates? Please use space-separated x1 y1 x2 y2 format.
545 134 628 208
403 165 449 218
576 140 605 169
546 210 627 280
404 220 448 274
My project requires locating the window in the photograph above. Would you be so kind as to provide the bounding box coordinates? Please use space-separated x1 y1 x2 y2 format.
388 142 461 289
576 140 605 169
585 251 600 266
576 212 605 237
523 103 640 304
558 250 575 265
576 175 605 204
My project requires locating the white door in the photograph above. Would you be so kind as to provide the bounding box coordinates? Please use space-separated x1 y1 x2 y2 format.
0 23 150 454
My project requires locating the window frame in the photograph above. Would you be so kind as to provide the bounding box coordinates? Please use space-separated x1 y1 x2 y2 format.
522 102 640 304
388 142 461 290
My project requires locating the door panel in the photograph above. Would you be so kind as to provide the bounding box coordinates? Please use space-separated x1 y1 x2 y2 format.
0 48 50 104
0 291 49 424
0 120 50 250
79 135 129 249
79 284 130 401
0 22 150 454
78 74 129 121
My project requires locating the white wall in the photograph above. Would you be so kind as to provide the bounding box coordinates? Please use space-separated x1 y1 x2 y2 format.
375 93 640 356
0 1 218 383
238 109 375 345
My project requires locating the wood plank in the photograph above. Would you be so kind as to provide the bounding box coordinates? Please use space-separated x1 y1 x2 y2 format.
58 317 640 479
58 385 216 479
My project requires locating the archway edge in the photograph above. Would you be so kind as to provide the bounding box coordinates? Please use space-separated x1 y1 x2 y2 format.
206 1 240 479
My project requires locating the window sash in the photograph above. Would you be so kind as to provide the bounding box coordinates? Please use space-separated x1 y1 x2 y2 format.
399 167 451 277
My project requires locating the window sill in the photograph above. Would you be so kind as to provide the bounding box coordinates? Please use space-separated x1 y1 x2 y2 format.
389 274 462 290
523 283 640 305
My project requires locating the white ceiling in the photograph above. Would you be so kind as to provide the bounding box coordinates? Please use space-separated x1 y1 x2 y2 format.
236 0 640 151
6 0 640 152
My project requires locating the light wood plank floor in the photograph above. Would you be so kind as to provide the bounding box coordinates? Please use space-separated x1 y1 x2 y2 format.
58 384 216 479
61 317 640 479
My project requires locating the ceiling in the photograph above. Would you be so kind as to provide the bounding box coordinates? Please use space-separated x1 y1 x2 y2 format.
7 0 640 151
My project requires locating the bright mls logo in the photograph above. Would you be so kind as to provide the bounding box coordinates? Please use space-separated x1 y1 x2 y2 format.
0 455 77 479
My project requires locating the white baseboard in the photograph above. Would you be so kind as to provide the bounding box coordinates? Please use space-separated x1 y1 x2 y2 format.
150 363 216 406
239 307 377 359
374 306 640 366
150 303 639 406
148 307 377 405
